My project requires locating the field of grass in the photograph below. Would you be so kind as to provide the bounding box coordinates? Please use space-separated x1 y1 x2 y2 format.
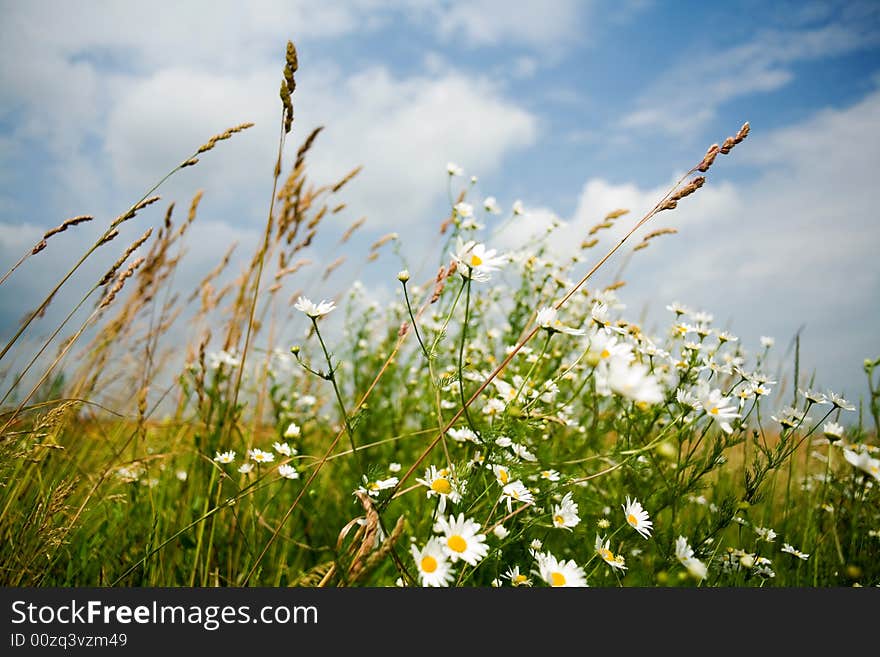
1 41 878 588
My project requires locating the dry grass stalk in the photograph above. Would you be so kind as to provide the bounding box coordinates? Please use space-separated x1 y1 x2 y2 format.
331 166 362 193
195 123 255 155
110 195 161 229
339 217 366 244
322 256 346 280
658 176 706 211
100 257 145 309
99 228 153 286
369 232 398 252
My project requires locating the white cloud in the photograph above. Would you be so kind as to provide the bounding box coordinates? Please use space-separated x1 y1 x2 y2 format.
505 89 880 396
430 0 583 48
619 19 880 136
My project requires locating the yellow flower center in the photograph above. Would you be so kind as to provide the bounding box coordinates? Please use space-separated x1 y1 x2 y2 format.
550 571 566 586
709 407 719 415
498 469 509 485
599 548 612 561
431 478 452 495
368 481 380 490
421 555 438 573
554 514 565 526
448 535 467 553
627 513 637 526
470 254 483 267
514 574 527 584
600 348 611 359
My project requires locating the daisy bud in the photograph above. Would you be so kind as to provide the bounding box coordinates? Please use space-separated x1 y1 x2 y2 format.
397 269 410 283
290 345 301 356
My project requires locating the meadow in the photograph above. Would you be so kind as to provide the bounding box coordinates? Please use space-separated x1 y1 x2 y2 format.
1 41 878 588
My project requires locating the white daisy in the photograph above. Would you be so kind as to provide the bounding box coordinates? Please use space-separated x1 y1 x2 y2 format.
293 296 336 318
238 462 254 474
214 450 236 464
674 536 707 580
500 480 535 512
446 162 463 176
512 200 524 215
278 464 299 480
823 421 845 441
483 196 501 214
843 448 880 481
534 551 588 587
595 535 627 571
248 448 275 464
827 391 855 411
453 201 474 219
450 237 507 282
535 306 584 336
551 492 580 530
622 496 653 539
273 441 294 457
504 565 532 586
781 543 810 560
358 475 398 497
433 513 489 566
605 359 663 405
697 384 739 434
283 422 301 438
416 465 464 512
411 538 454 587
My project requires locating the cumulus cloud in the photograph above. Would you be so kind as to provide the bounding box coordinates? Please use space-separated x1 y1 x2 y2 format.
499 89 880 396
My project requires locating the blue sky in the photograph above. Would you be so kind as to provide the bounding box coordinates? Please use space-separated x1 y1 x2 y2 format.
1 0 878 406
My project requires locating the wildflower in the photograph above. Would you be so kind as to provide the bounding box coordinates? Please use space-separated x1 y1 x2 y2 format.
512 200 524 215
358 475 398 498
388 462 402 473
397 269 410 283
597 518 610 530
283 422 301 438
827 391 855 411
500 480 535 512
278 464 299 480
483 397 505 419
411 538 454 587
483 196 501 214
294 296 336 318
843 448 880 481
417 465 463 512
510 442 537 462
536 306 584 336
493 525 510 540
450 238 506 282
697 384 739 434
175 470 188 481
800 389 828 405
586 329 634 366
214 450 236 464
446 162 463 176
772 406 810 429
534 551 588 587
248 449 275 464
781 543 810 560
434 513 489 566
273 441 294 457
238 463 254 474
492 464 513 486
823 421 844 441
529 539 543 551
453 201 474 219
622 496 653 539
666 301 691 317
595 535 627 571
504 565 531 586
674 536 707 580
448 427 479 445
540 469 561 482
605 359 663 405
760 336 775 348
552 492 580 530
754 526 777 542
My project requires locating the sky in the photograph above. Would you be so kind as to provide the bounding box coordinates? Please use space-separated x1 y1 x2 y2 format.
0 0 878 407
